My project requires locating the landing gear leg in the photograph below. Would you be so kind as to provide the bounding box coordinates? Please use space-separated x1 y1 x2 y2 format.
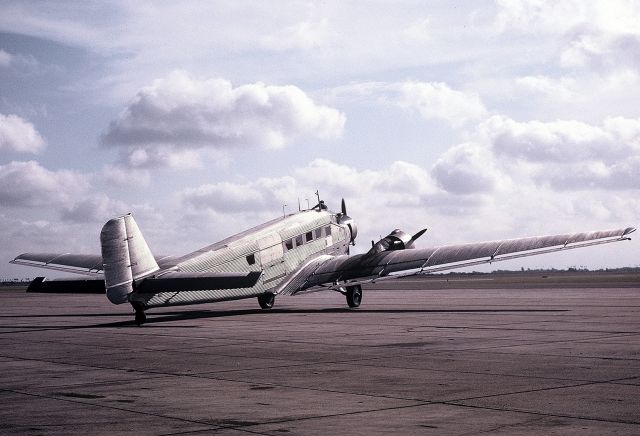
345 285 362 308
258 293 275 309
132 302 146 326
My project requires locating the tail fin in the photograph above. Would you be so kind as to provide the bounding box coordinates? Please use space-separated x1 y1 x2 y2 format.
100 213 159 304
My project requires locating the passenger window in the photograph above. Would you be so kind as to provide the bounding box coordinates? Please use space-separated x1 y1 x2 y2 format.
305 231 313 242
325 226 332 236
246 254 255 265
314 228 322 239
295 235 303 246
284 239 293 250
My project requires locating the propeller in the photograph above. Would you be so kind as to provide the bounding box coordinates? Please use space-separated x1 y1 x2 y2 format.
406 228 427 249
337 198 357 245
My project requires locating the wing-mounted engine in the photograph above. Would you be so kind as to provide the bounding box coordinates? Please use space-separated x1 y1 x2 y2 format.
367 228 427 255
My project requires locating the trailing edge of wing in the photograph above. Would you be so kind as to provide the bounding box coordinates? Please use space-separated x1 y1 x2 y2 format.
135 271 263 293
10 253 177 276
287 226 636 294
11 253 104 275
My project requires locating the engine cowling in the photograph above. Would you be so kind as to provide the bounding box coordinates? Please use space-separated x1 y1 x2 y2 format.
367 228 427 255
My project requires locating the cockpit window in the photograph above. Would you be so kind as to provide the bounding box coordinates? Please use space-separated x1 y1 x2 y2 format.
324 225 332 236
284 239 293 250
246 253 255 265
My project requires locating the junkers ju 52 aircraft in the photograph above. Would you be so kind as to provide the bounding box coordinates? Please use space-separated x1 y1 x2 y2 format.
11 197 636 325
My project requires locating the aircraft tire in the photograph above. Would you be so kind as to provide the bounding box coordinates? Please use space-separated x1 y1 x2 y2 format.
258 293 275 309
346 285 362 308
135 310 146 326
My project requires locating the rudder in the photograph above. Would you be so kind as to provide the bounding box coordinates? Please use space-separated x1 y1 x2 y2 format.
100 213 159 304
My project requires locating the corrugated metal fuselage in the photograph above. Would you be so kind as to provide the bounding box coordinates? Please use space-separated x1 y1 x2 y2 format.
130 209 351 308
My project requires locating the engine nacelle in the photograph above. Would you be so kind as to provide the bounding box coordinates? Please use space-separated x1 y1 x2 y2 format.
367 229 415 255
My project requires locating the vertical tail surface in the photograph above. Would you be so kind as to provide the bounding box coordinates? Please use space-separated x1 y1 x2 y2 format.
100 214 159 304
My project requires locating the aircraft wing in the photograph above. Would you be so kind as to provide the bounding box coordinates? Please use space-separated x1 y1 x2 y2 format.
279 227 636 295
11 253 104 275
10 253 177 276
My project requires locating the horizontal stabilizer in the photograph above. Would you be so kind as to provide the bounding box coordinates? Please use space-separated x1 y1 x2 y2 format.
26 277 106 294
135 271 262 293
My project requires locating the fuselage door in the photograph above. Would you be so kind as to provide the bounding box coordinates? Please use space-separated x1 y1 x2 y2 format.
257 233 286 287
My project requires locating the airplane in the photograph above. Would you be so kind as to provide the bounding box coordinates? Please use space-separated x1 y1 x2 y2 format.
10 197 636 325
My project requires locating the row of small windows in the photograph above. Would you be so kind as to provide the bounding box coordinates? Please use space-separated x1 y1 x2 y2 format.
283 225 331 251
246 225 333 264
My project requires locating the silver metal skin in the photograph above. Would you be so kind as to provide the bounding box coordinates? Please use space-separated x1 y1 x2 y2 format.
10 200 636 320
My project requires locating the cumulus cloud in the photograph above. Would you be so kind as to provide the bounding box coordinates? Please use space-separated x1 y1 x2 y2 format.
515 75 575 100
477 115 640 191
330 81 487 126
0 161 88 207
496 1 640 74
561 29 640 71
181 177 297 213
0 113 45 153
102 71 345 154
396 82 487 126
431 142 504 194
480 115 640 163
60 194 129 223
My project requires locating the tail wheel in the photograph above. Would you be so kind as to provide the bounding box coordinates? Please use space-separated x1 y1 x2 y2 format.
346 285 362 308
258 293 275 309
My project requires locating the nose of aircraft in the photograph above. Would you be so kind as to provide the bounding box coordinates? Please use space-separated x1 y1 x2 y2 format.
337 198 357 245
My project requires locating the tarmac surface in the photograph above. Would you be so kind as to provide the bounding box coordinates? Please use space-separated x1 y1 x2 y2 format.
1 276 639 435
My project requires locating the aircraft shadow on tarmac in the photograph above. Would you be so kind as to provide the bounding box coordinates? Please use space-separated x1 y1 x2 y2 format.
0 307 568 329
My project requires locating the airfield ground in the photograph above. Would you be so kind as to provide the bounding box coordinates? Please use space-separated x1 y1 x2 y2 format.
0 272 639 434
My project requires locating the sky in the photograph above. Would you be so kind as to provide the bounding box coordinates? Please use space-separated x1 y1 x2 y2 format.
1 0 639 279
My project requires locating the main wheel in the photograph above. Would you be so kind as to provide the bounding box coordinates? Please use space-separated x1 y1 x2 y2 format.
345 285 362 308
135 309 146 326
258 293 275 309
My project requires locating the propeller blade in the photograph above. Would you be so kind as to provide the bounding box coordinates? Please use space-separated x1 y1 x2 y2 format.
407 228 427 246
341 198 347 216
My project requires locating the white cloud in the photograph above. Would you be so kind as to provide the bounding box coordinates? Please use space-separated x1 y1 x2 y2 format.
60 194 129 223
261 19 329 51
397 82 487 126
331 81 487 126
181 177 297 213
495 0 590 35
101 71 345 167
480 115 640 163
0 113 45 153
0 160 88 207
515 75 575 100
0 49 13 67
402 17 432 42
476 115 640 191
560 28 640 71
537 157 640 191
431 142 504 194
